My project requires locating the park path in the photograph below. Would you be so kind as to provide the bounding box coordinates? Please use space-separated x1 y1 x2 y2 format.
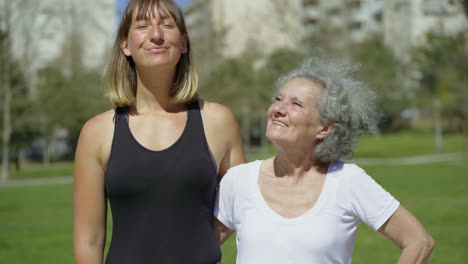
0 175 73 188
1 151 466 188
350 151 467 165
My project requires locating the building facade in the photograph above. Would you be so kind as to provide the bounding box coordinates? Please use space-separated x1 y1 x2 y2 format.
184 0 389 75
384 0 467 62
185 0 467 70
184 0 304 76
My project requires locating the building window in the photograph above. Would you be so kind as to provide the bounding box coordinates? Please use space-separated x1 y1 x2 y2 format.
349 21 362 30
303 0 319 6
374 11 383 23
423 0 458 15
348 0 361 9
304 17 319 25
328 7 341 16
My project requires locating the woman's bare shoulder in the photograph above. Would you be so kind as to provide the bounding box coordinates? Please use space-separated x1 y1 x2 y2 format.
200 100 237 124
79 109 115 143
83 109 114 129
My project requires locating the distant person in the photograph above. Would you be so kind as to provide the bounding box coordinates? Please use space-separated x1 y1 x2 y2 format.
214 57 435 264
73 0 245 263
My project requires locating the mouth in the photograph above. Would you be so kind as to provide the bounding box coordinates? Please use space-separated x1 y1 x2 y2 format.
272 120 287 127
145 46 168 53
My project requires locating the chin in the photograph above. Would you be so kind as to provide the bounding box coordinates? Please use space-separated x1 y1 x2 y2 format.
266 133 283 144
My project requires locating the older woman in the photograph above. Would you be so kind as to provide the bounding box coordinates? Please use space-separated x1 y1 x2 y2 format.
214 57 434 264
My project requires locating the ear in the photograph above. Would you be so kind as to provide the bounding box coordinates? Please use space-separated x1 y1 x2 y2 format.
121 37 132 56
181 34 188 54
316 122 334 140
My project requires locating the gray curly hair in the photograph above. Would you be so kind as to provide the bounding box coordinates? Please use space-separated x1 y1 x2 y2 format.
274 57 382 163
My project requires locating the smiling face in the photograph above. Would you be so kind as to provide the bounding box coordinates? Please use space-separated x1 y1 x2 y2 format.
266 78 327 150
121 4 187 69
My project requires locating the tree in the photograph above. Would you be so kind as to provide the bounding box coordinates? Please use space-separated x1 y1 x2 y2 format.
1 1 15 181
0 23 12 181
34 64 109 163
462 0 468 17
413 31 468 152
0 17 34 180
0 0 51 179
350 34 410 131
201 47 305 148
201 54 260 146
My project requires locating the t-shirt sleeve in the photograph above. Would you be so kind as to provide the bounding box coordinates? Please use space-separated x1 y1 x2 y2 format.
213 168 237 230
346 166 400 231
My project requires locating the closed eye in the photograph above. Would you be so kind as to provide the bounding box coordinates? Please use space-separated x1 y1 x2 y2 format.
136 24 149 29
274 96 283 102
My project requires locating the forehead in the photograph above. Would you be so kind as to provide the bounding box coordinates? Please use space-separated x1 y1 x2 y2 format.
280 78 323 101
132 1 172 21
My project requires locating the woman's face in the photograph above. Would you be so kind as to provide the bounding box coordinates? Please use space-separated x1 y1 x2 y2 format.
266 78 326 149
121 7 187 69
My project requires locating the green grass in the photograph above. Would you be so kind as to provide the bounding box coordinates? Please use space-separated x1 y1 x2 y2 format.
1 132 467 262
249 132 468 160
0 184 74 263
8 161 74 180
1 162 467 263
354 132 468 158
2 132 466 181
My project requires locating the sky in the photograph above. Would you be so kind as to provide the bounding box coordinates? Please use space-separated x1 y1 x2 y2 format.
174 0 192 7
116 0 193 25
117 0 192 13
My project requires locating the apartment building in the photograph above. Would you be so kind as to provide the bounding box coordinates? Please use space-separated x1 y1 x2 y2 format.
302 0 384 42
184 0 388 73
384 0 467 61
184 0 304 75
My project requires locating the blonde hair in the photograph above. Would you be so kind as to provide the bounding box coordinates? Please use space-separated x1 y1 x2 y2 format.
105 0 198 107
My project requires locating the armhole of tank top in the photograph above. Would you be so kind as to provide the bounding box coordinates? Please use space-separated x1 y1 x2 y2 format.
193 100 219 177
104 109 125 194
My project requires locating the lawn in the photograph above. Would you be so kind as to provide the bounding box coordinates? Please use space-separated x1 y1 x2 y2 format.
9 161 74 180
250 132 468 161
1 161 467 263
353 132 468 158
2 132 467 181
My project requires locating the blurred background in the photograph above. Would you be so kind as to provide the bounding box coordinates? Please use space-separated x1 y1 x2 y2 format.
0 0 467 263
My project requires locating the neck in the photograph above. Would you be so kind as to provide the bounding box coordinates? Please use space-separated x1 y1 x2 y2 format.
273 147 328 183
134 65 182 113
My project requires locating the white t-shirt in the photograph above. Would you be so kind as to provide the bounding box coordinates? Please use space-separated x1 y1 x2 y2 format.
214 160 400 264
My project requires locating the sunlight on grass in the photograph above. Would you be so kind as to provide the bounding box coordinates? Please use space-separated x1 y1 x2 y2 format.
1 132 467 263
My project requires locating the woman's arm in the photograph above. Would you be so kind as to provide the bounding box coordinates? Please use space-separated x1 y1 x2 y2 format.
200 101 246 178
73 115 112 264
201 101 245 245
213 218 235 245
216 107 246 179
378 205 435 264
210 104 243 244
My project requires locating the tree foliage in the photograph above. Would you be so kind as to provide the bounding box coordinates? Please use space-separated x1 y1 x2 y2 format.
412 31 468 133
200 47 305 146
35 66 110 158
350 34 410 131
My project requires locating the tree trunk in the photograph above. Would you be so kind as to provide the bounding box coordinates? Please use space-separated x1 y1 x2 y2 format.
1 71 12 182
241 107 250 154
42 124 51 167
434 98 443 154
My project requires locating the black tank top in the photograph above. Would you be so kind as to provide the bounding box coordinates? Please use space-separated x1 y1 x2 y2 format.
105 101 221 263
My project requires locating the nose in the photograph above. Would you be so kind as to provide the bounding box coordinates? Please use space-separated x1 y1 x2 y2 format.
270 101 286 117
149 25 164 43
